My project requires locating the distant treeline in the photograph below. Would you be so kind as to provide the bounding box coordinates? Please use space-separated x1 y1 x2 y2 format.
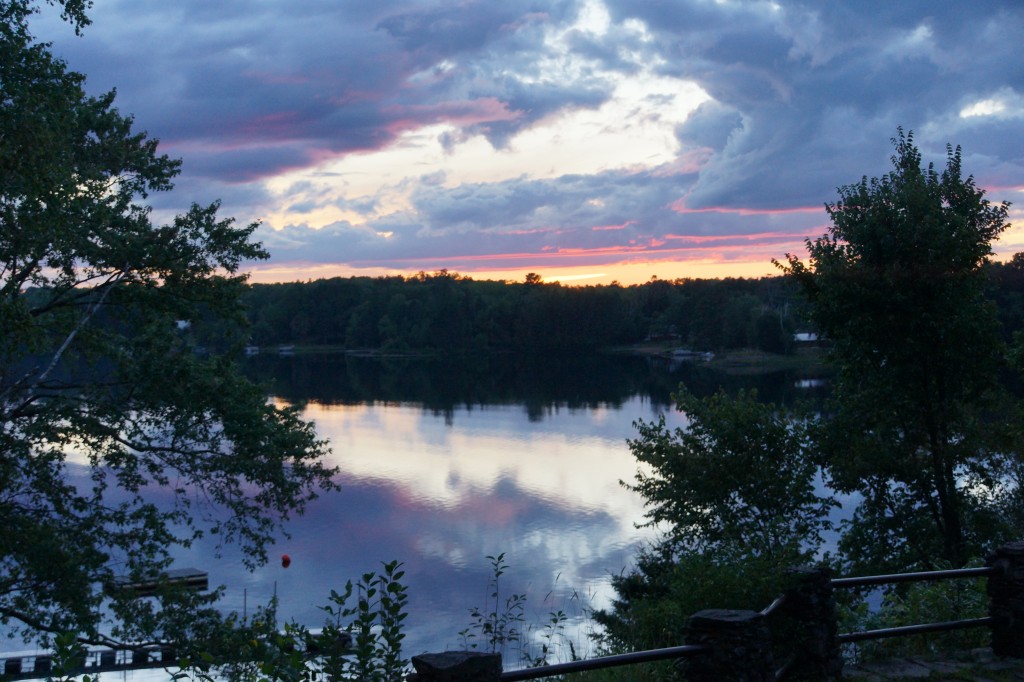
243 270 804 354
241 261 1024 354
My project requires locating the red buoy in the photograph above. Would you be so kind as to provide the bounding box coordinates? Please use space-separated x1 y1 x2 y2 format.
281 554 291 568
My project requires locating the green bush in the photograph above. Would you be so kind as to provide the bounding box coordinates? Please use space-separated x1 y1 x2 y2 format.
592 541 805 654
838 560 989 663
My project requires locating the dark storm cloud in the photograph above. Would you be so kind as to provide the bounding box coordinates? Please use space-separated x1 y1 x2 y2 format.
40 1 594 180
32 0 1024 273
675 100 744 152
376 3 535 54
377 2 612 147
596 0 1024 209
468 79 610 148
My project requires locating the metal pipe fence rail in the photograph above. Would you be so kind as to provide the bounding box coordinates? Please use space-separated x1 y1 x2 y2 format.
410 540 1024 681
498 644 709 681
3 546 1022 681
831 565 997 588
831 565 998 648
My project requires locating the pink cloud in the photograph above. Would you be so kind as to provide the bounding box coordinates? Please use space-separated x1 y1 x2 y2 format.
343 242 779 272
669 199 823 216
240 111 306 136
327 89 388 106
503 227 559 236
340 234 802 267
979 182 1024 194
453 495 533 526
661 229 821 245
498 11 550 33
246 236 817 284
590 220 636 232
652 148 714 177
382 97 520 135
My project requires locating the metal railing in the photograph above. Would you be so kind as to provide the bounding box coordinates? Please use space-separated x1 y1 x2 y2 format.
4 554 1017 682
499 644 708 681
831 565 997 647
469 555 1014 682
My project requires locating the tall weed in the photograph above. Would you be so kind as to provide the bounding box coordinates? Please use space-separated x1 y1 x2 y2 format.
457 554 595 670
178 560 410 682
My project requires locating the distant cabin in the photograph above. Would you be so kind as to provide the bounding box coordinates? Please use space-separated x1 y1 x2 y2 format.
670 349 714 361
107 568 208 598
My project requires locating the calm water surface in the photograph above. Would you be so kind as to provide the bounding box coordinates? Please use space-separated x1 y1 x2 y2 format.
3 352 824 665
208 352 822 659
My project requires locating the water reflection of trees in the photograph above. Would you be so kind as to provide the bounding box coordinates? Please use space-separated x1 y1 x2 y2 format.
242 352 828 418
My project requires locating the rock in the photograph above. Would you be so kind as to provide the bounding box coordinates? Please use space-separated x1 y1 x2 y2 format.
409 651 502 681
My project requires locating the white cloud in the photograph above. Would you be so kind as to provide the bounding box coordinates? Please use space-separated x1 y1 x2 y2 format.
960 88 1024 120
262 53 709 232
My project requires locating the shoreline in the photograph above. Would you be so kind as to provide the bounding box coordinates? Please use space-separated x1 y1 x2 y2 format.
614 343 828 375
250 343 829 375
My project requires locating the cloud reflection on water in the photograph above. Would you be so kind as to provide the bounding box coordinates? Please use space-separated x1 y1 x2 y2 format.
186 397 675 658
1 351 829 665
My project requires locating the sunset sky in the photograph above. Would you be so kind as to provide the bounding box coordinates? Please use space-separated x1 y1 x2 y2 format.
37 0 1024 285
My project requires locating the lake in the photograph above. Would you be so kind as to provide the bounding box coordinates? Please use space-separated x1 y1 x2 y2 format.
210 351 823 662
1 351 826 668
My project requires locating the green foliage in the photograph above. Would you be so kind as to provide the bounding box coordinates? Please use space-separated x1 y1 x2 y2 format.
326 560 409 681
46 631 92 682
241 273 807 355
839 560 989 662
520 608 573 669
0 1 335 650
461 553 526 658
778 129 1017 571
180 562 409 682
593 542 800 654
456 554 595 671
603 131 1021 667
625 386 834 563
598 384 835 655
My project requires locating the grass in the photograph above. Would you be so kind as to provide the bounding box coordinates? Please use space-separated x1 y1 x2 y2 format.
706 347 826 374
614 342 827 375
842 650 1024 681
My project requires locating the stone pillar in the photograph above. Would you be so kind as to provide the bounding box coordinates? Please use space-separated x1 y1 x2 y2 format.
408 651 502 682
987 540 1024 658
681 609 774 681
782 566 843 680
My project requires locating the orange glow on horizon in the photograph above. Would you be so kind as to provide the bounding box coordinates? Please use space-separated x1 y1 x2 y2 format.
243 209 1020 287
545 272 608 283
244 256 784 286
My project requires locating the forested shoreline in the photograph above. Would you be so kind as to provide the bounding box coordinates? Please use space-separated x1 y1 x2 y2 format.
241 261 1024 355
